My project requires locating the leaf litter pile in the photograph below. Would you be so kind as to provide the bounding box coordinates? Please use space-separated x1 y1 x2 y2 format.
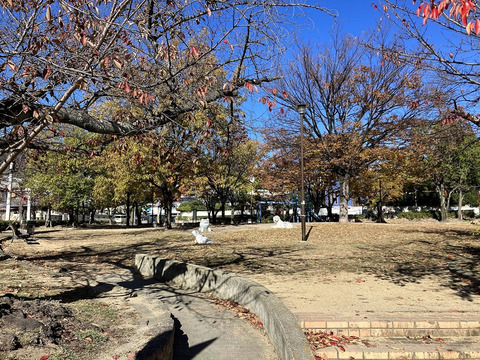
208 295 264 329
305 329 374 353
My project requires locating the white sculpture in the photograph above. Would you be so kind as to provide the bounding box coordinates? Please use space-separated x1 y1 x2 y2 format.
199 218 212 232
192 230 213 244
271 215 294 229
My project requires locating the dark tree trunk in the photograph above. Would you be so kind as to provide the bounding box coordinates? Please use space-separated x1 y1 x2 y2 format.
134 202 142 226
164 203 173 229
126 192 131 227
376 180 387 223
89 208 96 225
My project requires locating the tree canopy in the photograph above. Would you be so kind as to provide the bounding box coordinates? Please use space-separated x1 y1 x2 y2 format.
0 0 335 174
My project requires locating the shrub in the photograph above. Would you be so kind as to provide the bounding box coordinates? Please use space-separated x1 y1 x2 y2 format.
261 214 274 223
0 220 10 231
396 211 435 220
462 210 477 219
177 200 206 211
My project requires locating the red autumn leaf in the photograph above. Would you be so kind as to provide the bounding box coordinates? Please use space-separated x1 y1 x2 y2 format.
417 3 424 17
112 355 120 359
466 21 474 34
40 356 50 360
431 7 440 19
191 46 199 57
475 19 480 34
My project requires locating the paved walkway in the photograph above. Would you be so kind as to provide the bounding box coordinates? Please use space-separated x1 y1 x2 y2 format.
96 267 480 360
97 273 279 360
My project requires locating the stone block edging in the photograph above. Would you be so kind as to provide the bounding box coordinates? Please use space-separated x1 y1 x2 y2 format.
135 254 315 360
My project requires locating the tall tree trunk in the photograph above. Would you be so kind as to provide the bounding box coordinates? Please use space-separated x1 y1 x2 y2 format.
134 202 141 226
230 200 235 224
376 180 387 223
68 208 74 226
221 203 226 223
89 208 96 224
45 206 52 227
325 191 334 221
164 202 172 229
220 192 227 223
126 192 131 227
82 201 86 223
338 174 350 223
132 201 137 226
436 183 448 222
18 199 24 222
457 189 464 220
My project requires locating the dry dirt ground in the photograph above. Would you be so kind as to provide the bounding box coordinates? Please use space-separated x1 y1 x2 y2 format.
1 219 480 359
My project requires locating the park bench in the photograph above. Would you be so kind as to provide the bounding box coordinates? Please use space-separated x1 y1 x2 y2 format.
7 223 36 243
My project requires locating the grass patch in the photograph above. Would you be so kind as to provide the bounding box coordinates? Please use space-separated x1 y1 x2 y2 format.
74 300 119 323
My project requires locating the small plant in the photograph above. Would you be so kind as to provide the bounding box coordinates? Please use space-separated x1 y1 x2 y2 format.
72 329 108 343
49 348 77 360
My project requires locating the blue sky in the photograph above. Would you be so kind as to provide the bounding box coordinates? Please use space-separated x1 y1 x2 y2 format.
243 2 385 134
307 2 382 38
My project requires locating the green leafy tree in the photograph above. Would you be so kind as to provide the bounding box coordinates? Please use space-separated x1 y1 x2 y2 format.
190 104 261 223
444 135 480 220
94 137 155 227
351 147 416 223
23 128 97 226
413 122 478 221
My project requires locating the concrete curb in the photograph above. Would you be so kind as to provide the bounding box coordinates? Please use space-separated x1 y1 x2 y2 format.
135 254 315 360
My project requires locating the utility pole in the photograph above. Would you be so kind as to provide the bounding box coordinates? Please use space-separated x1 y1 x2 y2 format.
296 104 307 242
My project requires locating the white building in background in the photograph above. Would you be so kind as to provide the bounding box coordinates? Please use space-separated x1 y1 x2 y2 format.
0 171 33 221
